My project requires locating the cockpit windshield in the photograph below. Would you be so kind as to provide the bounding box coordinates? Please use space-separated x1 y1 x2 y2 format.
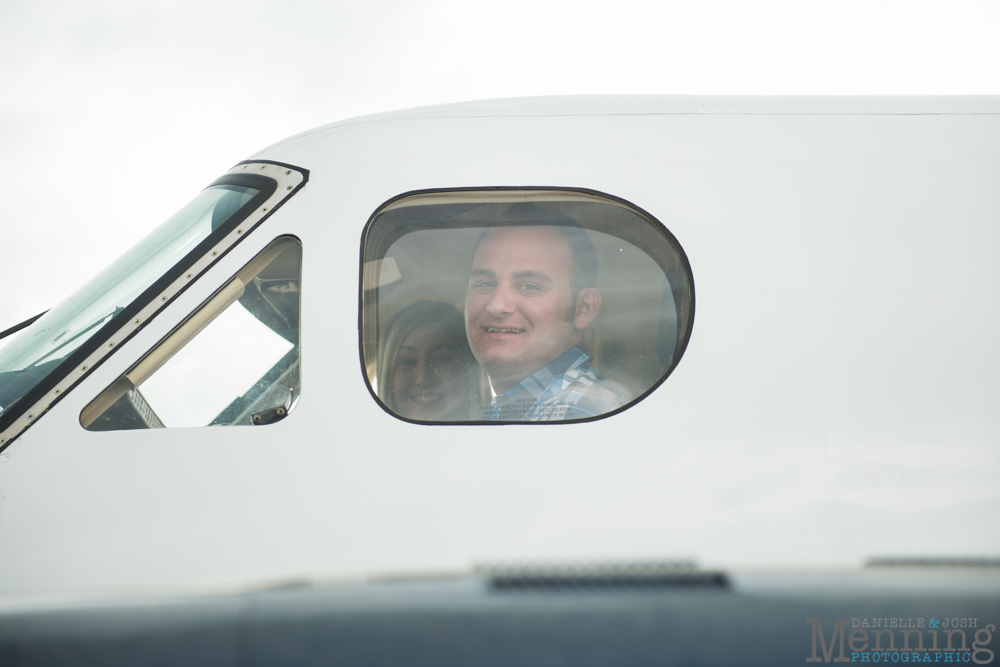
0 182 267 430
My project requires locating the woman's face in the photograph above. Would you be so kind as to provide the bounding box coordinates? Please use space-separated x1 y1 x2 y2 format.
390 322 470 421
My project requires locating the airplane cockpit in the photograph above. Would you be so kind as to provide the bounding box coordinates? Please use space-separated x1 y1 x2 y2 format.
0 166 306 437
81 236 302 431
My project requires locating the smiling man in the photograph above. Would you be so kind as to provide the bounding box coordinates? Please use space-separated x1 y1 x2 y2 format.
464 206 626 421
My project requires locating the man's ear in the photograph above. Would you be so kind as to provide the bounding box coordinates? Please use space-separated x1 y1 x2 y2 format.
573 288 602 330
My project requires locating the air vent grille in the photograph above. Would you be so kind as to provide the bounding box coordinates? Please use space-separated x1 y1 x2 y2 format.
867 557 1000 569
478 561 729 591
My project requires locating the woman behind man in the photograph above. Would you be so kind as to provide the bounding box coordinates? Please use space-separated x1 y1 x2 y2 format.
377 301 484 422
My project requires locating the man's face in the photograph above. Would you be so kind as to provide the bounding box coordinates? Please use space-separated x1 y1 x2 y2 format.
465 226 580 393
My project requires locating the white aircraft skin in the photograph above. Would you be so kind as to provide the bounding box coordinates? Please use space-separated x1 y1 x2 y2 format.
0 96 998 601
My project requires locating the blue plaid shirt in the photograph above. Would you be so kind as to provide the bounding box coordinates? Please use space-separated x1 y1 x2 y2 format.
483 347 625 422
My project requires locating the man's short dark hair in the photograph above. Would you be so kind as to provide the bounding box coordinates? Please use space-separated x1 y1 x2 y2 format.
474 203 598 296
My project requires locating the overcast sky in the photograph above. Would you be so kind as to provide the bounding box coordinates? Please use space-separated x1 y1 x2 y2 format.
1 0 998 329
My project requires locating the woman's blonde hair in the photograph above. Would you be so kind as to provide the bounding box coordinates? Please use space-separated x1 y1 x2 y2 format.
376 301 484 419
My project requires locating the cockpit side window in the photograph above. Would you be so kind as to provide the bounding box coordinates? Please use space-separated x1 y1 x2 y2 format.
81 237 302 430
360 190 694 424
0 178 274 433
0 162 307 449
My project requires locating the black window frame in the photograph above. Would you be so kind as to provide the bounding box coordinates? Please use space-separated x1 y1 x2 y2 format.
358 186 696 426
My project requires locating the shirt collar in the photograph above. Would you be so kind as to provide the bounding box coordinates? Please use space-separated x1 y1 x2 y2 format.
496 346 593 413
